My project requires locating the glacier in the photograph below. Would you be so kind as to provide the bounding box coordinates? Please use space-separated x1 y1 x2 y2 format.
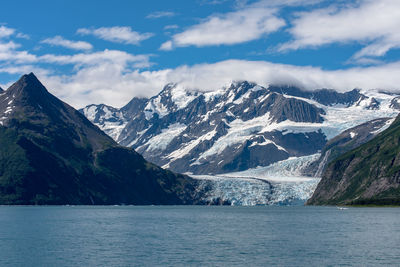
192 155 321 206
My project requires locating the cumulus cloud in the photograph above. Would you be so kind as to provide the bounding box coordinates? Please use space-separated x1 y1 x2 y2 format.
159 41 173 51
77 26 153 45
41 36 93 51
0 41 37 63
0 26 15 38
160 5 285 49
0 25 29 39
146 11 176 19
279 0 400 62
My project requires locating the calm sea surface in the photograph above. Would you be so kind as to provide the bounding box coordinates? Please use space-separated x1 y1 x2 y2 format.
0 206 399 266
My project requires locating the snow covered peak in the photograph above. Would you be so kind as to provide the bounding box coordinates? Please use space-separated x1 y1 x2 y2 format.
80 104 127 140
144 83 200 120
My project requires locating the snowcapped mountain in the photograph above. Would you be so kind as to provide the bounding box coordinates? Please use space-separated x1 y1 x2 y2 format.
81 81 400 176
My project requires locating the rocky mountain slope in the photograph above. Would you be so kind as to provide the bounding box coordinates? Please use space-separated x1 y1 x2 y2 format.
0 73 201 205
307 115 400 206
82 81 399 175
310 117 394 177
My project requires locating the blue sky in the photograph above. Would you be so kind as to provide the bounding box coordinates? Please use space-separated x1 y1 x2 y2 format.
1 0 400 107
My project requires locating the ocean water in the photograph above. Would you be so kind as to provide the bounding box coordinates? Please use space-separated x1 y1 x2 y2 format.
0 206 399 266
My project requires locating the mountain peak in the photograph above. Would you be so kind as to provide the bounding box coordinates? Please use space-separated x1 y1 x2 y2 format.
7 73 49 98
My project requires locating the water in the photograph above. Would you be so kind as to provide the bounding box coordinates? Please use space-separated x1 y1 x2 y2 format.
0 206 399 266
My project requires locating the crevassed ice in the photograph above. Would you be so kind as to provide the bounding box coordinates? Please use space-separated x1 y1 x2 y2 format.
192 154 321 206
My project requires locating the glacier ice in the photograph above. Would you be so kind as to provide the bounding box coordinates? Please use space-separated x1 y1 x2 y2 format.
192 155 321 206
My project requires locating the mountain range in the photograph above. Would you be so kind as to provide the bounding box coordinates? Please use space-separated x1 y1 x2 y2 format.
0 73 202 205
81 81 398 176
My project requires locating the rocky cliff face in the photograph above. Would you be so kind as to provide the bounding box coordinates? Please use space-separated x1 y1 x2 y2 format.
307 115 400 205
0 73 202 205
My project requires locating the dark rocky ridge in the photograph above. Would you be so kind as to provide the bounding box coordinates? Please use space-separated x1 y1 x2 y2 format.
390 96 400 110
307 115 400 205
0 73 203 205
121 97 148 119
268 85 364 107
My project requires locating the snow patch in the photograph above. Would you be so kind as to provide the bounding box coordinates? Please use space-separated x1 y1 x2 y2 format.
167 129 217 162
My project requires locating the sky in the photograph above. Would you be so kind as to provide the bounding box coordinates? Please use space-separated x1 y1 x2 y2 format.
1 0 400 108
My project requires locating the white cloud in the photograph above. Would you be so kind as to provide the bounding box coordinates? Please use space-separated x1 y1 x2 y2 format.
198 0 231 5
0 41 20 52
160 60 400 93
77 26 153 45
0 25 29 39
161 5 285 49
0 41 37 63
160 0 323 50
41 36 93 50
146 11 176 19
16 32 30 39
280 0 400 62
164 24 179 30
160 41 173 51
39 49 151 69
0 26 15 38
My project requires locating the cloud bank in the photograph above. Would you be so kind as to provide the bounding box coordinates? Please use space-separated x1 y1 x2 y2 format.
34 59 400 108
